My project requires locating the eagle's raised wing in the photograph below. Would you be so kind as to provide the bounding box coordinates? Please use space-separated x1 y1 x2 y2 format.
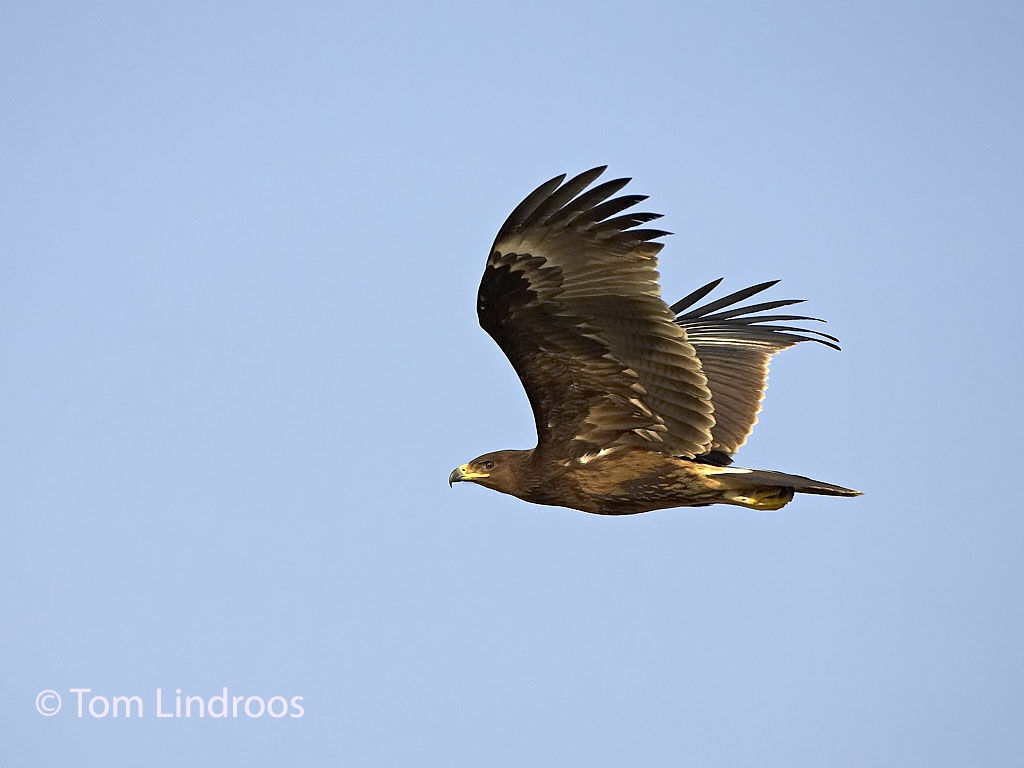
671 279 839 457
477 167 715 459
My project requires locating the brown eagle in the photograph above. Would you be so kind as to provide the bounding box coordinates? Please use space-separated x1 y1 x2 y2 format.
448 167 861 514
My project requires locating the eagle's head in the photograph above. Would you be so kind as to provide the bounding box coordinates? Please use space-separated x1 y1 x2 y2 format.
448 450 532 496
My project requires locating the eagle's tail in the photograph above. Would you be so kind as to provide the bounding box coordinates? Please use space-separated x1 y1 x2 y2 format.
712 468 862 510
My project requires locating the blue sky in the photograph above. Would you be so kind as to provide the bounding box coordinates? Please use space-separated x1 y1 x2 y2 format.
3 1 1022 765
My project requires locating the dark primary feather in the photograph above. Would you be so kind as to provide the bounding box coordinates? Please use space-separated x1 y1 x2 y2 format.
672 279 839 455
478 167 716 459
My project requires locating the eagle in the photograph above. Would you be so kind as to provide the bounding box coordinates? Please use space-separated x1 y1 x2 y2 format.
448 167 861 514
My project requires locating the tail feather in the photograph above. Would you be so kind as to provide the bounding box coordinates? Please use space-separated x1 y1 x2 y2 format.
710 467 862 510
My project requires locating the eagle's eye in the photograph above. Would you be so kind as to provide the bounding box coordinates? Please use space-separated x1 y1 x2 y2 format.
481 460 495 471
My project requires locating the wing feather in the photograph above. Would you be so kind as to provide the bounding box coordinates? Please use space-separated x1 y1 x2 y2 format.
672 279 839 455
479 168 715 459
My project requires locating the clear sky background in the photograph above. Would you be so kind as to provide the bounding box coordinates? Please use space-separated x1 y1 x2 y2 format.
3 2 1022 766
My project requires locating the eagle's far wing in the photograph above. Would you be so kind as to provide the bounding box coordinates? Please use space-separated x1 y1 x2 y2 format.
671 279 839 456
477 167 714 460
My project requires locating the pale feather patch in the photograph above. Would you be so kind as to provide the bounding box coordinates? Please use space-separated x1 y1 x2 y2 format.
633 428 666 442
575 446 622 465
628 397 653 417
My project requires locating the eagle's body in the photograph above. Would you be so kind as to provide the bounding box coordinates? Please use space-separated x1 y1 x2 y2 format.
454 446 853 515
449 167 861 514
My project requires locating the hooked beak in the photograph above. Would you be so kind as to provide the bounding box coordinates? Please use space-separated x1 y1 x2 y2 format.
448 463 489 487
448 465 467 487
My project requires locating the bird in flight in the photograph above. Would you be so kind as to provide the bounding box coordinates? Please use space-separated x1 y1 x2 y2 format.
449 167 861 514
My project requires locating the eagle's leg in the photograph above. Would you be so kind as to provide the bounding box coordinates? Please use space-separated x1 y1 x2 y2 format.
720 486 795 510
